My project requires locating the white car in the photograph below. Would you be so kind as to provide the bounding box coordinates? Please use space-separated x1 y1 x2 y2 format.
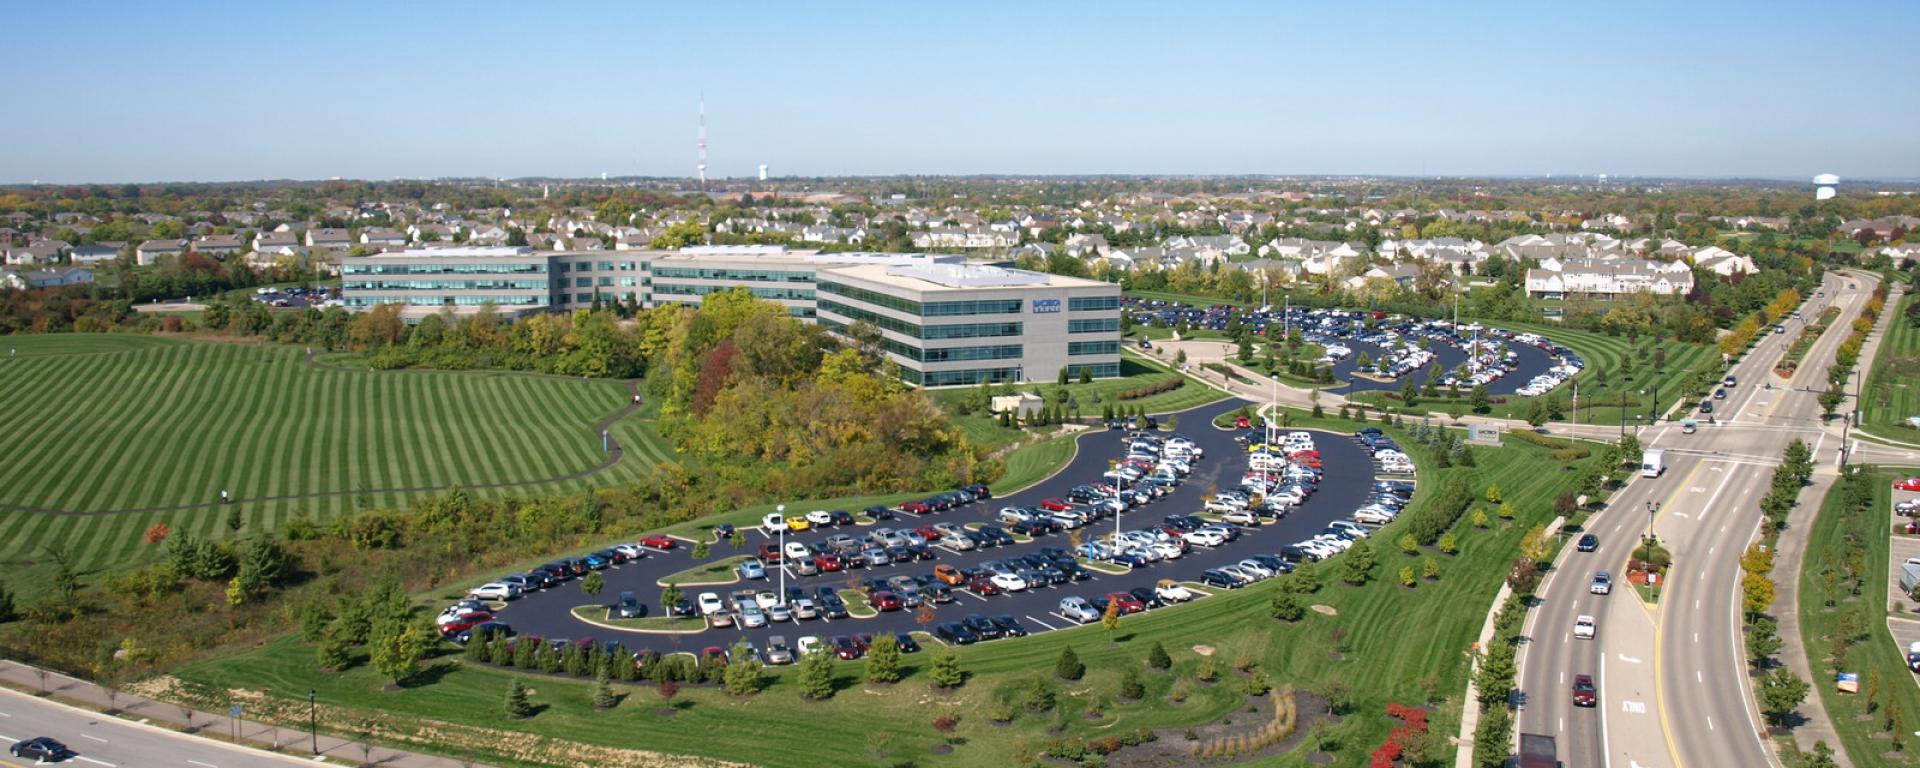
1574 615 1596 639
784 541 812 561
1352 508 1397 526
762 513 785 530
468 582 521 601
697 592 724 616
990 572 1029 592
612 543 644 559
1150 541 1185 560
1326 521 1370 538
806 509 833 526
1154 581 1195 603
1222 509 1260 526
755 591 782 611
1183 529 1227 547
437 601 488 624
797 635 826 656
791 598 819 620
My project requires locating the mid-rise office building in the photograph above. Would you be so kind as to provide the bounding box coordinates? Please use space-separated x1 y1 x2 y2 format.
338 246 1120 384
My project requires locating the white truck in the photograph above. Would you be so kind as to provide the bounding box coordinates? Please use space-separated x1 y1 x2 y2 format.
1640 449 1666 478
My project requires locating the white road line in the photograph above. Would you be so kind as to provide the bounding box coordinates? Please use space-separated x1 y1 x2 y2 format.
78 758 117 768
79 734 107 743
187 760 218 768
1025 614 1059 631
1599 652 1611 763
1705 715 1714 731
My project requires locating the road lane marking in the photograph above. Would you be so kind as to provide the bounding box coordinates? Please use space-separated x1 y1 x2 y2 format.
1617 653 1642 664
187 761 217 768
78 759 116 768
1025 615 1058 631
1705 715 1714 731
79 734 107 743
1622 700 1647 713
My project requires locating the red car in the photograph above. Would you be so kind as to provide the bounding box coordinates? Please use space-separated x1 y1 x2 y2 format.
1571 674 1596 707
967 576 1000 596
832 635 864 660
1040 498 1073 512
869 591 903 612
759 542 782 563
1897 478 1920 492
1235 415 1251 429
438 612 494 637
1288 450 1320 460
1106 592 1147 614
814 552 844 572
899 500 931 514
915 525 944 541
701 646 730 666
640 534 675 550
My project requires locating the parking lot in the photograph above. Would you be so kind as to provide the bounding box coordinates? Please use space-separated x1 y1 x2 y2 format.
1128 299 1578 396
250 286 339 308
472 398 1393 658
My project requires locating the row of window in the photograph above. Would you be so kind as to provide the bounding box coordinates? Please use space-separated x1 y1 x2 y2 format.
650 266 814 283
563 292 639 304
878 339 1023 363
556 261 639 272
899 366 1026 387
817 300 920 337
816 281 1025 317
344 295 547 307
1068 340 1120 356
572 277 641 288
1066 362 1121 379
344 279 549 291
1068 317 1121 334
652 283 816 301
1068 295 1122 312
342 262 546 276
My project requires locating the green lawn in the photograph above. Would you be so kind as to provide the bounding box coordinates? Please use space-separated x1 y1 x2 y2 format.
1861 294 1920 443
0 335 667 592
1799 469 1920 767
170 411 1599 768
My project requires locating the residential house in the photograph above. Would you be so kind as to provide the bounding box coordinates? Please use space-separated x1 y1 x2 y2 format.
4 240 67 266
20 266 94 288
306 228 352 250
70 242 124 265
191 235 247 259
136 239 188 266
1523 258 1696 299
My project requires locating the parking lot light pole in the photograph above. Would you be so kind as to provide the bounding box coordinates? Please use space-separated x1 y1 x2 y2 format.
308 688 317 754
776 504 786 606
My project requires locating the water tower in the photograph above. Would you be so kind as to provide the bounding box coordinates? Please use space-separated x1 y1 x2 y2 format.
1814 173 1839 201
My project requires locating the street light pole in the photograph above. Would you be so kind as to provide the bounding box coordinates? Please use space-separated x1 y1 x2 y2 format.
776 504 787 606
1645 501 1661 546
308 688 317 755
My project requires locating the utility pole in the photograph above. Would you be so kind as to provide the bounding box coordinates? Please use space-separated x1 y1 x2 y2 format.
775 503 787 606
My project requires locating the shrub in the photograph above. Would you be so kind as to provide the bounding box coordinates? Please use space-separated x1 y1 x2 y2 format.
1119 666 1147 700
1147 641 1172 670
1056 646 1085 680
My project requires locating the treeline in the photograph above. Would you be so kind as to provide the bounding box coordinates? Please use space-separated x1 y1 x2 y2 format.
0 253 274 334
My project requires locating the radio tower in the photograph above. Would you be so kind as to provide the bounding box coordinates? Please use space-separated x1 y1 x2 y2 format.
696 95 708 189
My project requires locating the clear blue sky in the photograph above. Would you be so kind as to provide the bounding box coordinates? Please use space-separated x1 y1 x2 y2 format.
4 0 1916 183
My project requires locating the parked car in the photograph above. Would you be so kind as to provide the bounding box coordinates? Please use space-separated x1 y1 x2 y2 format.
934 622 977 645
1059 596 1100 623
613 591 645 618
640 534 676 550
469 582 521 601
832 635 865 660
893 631 922 653
765 636 796 665
1898 478 1920 492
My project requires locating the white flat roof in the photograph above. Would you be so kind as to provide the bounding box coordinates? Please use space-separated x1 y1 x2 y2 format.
822 262 1115 292
376 246 537 258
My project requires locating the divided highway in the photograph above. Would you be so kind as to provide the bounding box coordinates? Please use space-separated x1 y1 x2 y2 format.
1517 270 1873 768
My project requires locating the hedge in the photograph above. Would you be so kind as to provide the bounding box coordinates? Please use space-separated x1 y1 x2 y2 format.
1119 376 1187 401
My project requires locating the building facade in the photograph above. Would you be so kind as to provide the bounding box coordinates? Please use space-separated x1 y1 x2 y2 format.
338 246 1122 384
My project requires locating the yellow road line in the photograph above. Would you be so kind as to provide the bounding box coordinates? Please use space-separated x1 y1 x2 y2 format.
1644 458 1711 768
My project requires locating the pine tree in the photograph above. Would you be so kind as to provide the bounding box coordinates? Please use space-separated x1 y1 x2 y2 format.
317 633 352 672
865 633 903 684
723 644 764 696
1056 646 1085 680
1269 590 1304 622
592 667 617 709
1147 642 1172 670
1119 666 1147 700
929 646 964 689
1341 538 1375 585
798 650 836 699
504 679 533 719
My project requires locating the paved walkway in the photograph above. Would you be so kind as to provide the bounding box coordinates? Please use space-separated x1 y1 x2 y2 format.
0 659 494 767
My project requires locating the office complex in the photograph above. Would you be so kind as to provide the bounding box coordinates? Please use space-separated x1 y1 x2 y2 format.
338 245 1120 385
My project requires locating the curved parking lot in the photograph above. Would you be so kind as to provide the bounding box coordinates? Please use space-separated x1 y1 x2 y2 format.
469 398 1385 657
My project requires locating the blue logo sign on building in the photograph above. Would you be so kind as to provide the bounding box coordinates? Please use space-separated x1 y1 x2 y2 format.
1031 298 1061 314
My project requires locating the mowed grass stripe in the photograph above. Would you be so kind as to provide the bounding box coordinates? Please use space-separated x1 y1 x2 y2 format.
428 374 484 491
1 349 130 508
62 346 193 513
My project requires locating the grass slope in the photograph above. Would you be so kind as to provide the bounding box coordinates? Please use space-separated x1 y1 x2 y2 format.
0 335 667 589
1861 294 1920 443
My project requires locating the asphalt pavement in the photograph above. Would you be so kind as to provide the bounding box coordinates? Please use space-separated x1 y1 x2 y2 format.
484 397 1379 654
1515 270 1877 768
